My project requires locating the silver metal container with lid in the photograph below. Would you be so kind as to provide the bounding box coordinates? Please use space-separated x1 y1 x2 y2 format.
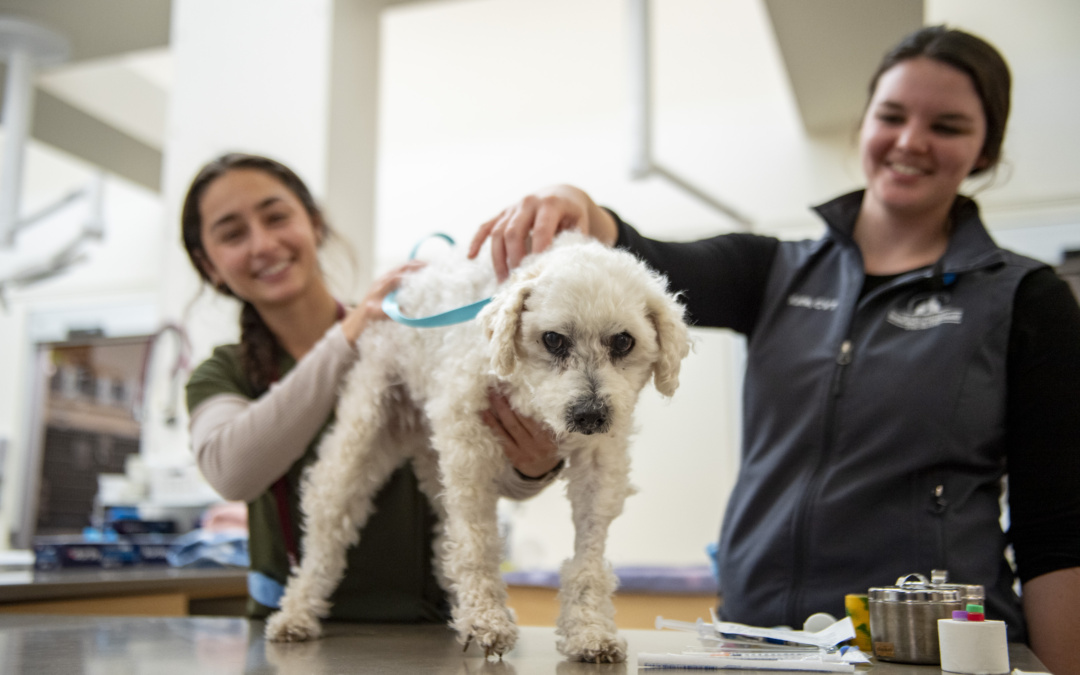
868 571 984 665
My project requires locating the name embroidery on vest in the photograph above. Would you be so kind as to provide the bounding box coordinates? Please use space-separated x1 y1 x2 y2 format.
788 294 839 311
887 293 963 330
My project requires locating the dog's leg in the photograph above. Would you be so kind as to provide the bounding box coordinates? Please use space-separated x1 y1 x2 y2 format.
265 375 401 642
409 439 453 603
555 438 633 663
435 422 519 659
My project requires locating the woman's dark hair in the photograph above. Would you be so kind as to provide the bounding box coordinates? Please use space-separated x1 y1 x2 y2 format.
181 153 327 395
868 25 1011 175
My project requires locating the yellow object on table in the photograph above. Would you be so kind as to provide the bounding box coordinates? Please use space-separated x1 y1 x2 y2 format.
845 593 873 651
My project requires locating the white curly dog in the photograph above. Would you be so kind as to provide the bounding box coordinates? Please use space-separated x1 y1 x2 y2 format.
264 232 689 662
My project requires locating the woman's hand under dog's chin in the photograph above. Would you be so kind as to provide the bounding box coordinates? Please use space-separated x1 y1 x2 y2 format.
481 390 562 478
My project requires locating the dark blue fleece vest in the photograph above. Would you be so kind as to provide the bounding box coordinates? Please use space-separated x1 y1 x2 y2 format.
717 192 1042 640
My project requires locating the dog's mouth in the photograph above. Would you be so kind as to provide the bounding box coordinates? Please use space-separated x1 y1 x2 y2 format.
565 396 612 435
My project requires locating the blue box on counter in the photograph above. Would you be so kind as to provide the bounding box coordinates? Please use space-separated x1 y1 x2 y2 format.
110 520 177 536
33 537 138 570
130 536 174 565
33 534 178 570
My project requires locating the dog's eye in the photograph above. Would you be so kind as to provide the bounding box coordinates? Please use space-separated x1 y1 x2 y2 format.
610 332 635 357
543 332 569 356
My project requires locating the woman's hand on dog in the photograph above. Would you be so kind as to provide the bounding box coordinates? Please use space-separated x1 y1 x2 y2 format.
341 260 427 343
482 390 562 478
469 185 619 282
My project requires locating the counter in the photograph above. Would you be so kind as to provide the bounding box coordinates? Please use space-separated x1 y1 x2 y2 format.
0 564 713 627
0 566 248 616
0 615 1047 674
504 565 718 628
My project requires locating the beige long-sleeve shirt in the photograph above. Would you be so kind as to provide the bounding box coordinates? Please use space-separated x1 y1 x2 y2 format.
188 323 558 503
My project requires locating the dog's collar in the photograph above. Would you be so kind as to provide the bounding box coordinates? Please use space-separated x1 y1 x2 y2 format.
382 233 493 328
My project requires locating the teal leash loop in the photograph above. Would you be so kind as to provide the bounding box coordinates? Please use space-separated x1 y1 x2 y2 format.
405 232 454 259
381 233 493 327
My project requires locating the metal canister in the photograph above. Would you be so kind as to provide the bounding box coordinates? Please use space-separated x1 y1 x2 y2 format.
868 572 978 665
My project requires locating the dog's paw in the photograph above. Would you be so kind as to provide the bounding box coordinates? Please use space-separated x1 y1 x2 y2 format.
265 610 322 643
458 608 519 659
558 631 627 663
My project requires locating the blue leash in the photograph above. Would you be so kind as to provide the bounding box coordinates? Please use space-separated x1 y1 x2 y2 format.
381 233 493 327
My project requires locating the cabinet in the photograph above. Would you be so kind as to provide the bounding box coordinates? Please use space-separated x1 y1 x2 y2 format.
0 567 248 617
19 335 151 543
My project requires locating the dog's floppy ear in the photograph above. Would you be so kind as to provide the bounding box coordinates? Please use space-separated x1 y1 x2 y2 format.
481 272 539 377
647 285 690 397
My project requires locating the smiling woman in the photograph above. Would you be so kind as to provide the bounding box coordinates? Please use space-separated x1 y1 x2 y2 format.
178 153 460 621
197 170 326 311
180 154 343 391
853 27 1010 276
858 59 987 259
467 25 1080 675
177 152 564 624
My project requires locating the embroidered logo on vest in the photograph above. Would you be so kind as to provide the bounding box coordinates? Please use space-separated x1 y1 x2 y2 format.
788 294 839 311
887 293 963 330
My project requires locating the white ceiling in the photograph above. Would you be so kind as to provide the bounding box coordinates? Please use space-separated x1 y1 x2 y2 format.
7 0 1077 236
37 49 170 150
0 0 170 190
764 0 923 133
1 0 921 194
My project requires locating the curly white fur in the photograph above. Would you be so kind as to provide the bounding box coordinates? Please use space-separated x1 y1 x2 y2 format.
264 232 690 662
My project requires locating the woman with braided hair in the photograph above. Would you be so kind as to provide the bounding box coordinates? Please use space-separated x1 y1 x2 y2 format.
181 153 562 621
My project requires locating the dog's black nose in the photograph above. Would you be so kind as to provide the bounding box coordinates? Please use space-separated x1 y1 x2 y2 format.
568 397 610 435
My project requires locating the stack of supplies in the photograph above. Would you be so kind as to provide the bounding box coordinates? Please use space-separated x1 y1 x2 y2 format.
641 611 869 671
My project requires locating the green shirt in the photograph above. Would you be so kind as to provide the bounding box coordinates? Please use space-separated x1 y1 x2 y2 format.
186 344 449 622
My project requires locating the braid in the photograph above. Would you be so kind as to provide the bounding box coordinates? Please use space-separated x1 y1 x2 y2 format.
239 301 280 396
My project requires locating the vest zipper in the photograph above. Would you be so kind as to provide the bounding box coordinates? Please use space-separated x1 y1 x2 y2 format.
932 484 947 513
831 340 853 395
787 338 854 622
931 483 948 572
